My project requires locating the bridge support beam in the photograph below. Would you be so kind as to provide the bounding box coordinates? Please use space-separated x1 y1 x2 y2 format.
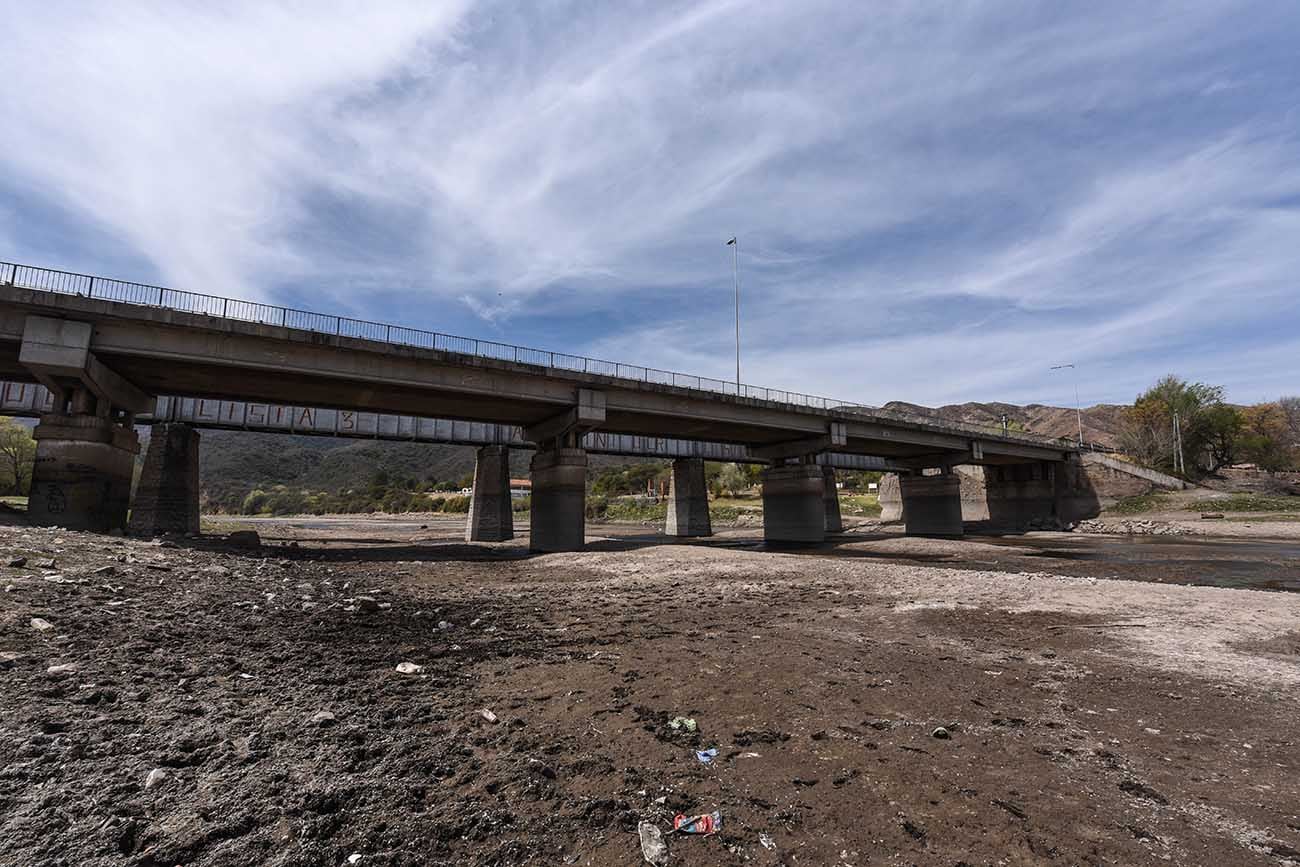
29 409 139 532
665 457 711 537
529 446 587 552
128 423 201 536
762 463 826 544
822 466 843 534
899 472 963 537
466 445 514 542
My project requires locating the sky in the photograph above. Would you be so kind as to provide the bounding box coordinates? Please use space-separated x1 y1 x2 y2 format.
2 1 1298 409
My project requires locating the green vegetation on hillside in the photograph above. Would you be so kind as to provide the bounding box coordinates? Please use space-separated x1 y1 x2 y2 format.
1106 493 1173 515
1185 494 1300 513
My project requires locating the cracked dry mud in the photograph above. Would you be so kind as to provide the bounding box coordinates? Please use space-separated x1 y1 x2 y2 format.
1 520 1298 866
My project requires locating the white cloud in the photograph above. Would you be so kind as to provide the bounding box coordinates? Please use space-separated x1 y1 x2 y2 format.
1 0 1296 407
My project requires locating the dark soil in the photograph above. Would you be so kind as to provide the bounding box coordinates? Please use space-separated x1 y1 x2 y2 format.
1 524 1298 866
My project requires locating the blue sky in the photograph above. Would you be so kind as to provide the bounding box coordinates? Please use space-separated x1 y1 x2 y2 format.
2 1 1298 408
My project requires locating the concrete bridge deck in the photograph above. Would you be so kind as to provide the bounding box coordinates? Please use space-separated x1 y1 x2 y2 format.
0 261 1086 547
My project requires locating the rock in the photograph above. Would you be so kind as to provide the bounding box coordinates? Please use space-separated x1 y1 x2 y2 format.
46 662 78 677
356 596 380 613
638 821 669 866
480 708 499 724
347 856 363 865
34 558 56 569
92 565 117 576
30 617 53 632
437 620 452 630
931 726 951 739
0 651 22 668
308 710 337 728
228 530 261 548
7 556 26 568
145 767 171 790
202 565 231 577
394 662 424 675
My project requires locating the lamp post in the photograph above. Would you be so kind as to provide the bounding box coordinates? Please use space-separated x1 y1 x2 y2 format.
1050 363 1084 447
726 237 740 392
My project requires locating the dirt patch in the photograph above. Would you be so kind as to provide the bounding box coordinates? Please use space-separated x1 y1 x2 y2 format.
2 524 1299 865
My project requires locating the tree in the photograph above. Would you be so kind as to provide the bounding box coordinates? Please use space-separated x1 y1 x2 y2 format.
0 418 35 495
1237 402 1296 471
1119 375 1229 476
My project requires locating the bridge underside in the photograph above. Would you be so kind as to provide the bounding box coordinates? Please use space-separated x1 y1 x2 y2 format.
0 282 1080 547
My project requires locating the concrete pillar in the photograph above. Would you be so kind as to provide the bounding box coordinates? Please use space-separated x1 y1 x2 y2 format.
28 413 139 532
665 457 711 537
761 463 825 544
822 466 843 534
899 472 964 537
129 423 200 536
529 447 587 552
466 445 514 542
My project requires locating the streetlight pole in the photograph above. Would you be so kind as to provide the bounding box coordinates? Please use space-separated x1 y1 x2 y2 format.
1050 363 1084 447
727 237 740 392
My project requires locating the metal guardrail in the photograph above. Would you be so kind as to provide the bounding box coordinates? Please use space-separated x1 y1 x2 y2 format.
0 260 1077 450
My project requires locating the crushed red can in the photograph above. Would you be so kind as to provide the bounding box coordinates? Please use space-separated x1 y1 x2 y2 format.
673 811 722 835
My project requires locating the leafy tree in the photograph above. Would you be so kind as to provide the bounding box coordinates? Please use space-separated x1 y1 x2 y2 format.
1237 402 1296 471
0 418 35 495
1120 375 1229 476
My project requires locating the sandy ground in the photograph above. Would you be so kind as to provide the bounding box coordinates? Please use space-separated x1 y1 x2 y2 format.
2 518 1299 866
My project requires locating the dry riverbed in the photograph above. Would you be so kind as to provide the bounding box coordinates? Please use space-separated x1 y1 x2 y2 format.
1 520 1299 866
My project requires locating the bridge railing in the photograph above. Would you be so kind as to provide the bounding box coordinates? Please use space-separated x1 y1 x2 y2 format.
0 260 1078 449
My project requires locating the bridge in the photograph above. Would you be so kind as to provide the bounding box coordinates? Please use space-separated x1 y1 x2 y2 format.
0 261 1085 549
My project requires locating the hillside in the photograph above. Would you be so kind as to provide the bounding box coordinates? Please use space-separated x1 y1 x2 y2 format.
879 401 1126 448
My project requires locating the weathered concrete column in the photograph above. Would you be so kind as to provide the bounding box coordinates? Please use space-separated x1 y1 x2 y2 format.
129 423 200 536
899 472 963 537
822 466 843 534
665 457 711 537
29 412 139 532
466 445 514 542
761 463 825 544
529 447 587 552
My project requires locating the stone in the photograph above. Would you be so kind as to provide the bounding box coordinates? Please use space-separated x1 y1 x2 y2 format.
228 530 261 548
308 710 337 728
0 651 22 668
91 565 117 576
931 726 951 739
46 662 78 677
35 558 56 569
30 617 53 632
395 662 423 675
145 767 171 790
480 708 499 724
356 596 380 613
7 556 26 568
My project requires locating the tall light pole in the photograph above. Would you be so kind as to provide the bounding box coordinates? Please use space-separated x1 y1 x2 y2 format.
1050 363 1084 447
726 237 740 391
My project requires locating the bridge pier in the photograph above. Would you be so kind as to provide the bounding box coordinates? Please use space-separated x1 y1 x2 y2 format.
29 408 139 532
899 472 963 537
466 445 514 542
762 463 826 544
529 446 587 552
128 423 201 536
822 466 843 533
665 457 711 537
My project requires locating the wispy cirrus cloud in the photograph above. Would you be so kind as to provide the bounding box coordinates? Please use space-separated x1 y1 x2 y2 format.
1 1 1297 405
